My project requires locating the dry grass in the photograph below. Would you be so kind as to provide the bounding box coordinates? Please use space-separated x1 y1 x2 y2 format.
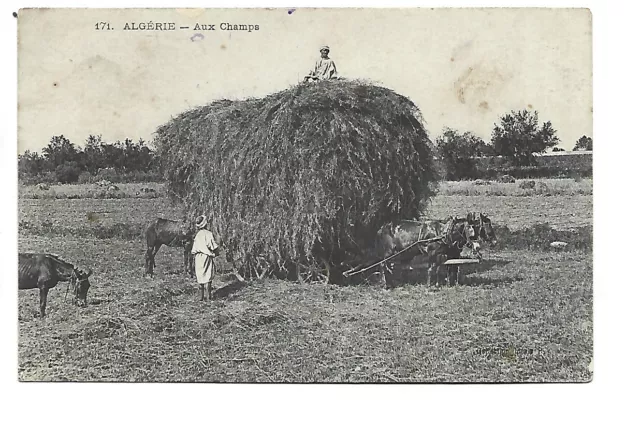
18 198 183 235
424 194 592 230
439 178 592 197
18 235 591 383
17 185 592 382
19 178 591 200
19 182 165 200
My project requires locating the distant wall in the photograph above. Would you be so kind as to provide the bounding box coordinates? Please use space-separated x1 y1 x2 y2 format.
471 151 592 179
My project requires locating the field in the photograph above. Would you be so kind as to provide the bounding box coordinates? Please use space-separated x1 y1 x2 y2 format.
17 180 593 382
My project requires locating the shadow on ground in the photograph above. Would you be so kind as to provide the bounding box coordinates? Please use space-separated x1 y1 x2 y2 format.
472 258 512 274
213 278 250 299
375 257 515 289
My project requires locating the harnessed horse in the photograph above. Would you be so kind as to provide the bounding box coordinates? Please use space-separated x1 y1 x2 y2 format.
372 216 479 288
417 217 481 287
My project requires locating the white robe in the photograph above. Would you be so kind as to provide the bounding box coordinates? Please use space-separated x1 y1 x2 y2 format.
191 229 219 284
309 57 338 80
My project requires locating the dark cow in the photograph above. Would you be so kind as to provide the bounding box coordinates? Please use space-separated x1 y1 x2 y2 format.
144 218 197 278
19 253 92 317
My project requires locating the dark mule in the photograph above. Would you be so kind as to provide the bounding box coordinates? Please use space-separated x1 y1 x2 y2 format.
374 217 453 287
426 218 480 286
144 218 196 278
375 218 451 261
466 212 498 247
432 213 498 286
19 253 92 317
375 217 481 288
373 213 497 288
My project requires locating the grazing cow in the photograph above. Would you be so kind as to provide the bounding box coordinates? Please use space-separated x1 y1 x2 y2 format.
144 218 198 277
107 185 119 191
498 174 516 183
19 253 92 317
518 180 536 189
473 179 491 186
36 183 50 191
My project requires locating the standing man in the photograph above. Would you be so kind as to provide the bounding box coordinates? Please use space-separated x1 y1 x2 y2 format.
191 215 220 301
304 45 338 82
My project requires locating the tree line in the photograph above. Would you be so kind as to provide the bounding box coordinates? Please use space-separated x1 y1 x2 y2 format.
18 109 593 184
18 135 160 184
436 109 592 180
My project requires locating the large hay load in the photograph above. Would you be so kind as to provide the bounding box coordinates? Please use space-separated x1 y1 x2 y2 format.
154 79 437 283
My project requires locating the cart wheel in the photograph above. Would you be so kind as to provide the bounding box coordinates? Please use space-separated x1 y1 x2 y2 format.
296 258 330 284
252 256 273 279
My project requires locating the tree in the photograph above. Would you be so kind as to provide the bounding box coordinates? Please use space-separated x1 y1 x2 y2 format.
18 150 45 179
82 134 104 173
477 142 496 157
100 141 125 170
491 110 560 166
436 128 489 180
42 135 79 171
54 161 81 184
573 135 593 151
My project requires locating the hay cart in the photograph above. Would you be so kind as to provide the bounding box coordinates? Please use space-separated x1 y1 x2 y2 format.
226 238 480 285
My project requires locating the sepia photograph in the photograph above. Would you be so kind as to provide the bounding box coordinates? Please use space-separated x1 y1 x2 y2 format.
15 7 592 383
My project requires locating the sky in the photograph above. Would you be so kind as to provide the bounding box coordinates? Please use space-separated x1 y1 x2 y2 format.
17 8 592 153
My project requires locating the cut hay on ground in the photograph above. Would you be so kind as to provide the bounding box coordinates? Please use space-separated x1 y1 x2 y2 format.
154 79 437 279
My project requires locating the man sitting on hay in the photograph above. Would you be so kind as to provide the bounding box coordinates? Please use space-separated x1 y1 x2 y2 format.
304 45 338 82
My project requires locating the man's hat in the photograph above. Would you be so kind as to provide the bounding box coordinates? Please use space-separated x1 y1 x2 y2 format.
195 215 208 229
320 45 330 51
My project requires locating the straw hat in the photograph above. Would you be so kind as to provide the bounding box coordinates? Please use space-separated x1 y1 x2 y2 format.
195 215 208 229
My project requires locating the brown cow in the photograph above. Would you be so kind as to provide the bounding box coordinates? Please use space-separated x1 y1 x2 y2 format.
19 253 92 317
